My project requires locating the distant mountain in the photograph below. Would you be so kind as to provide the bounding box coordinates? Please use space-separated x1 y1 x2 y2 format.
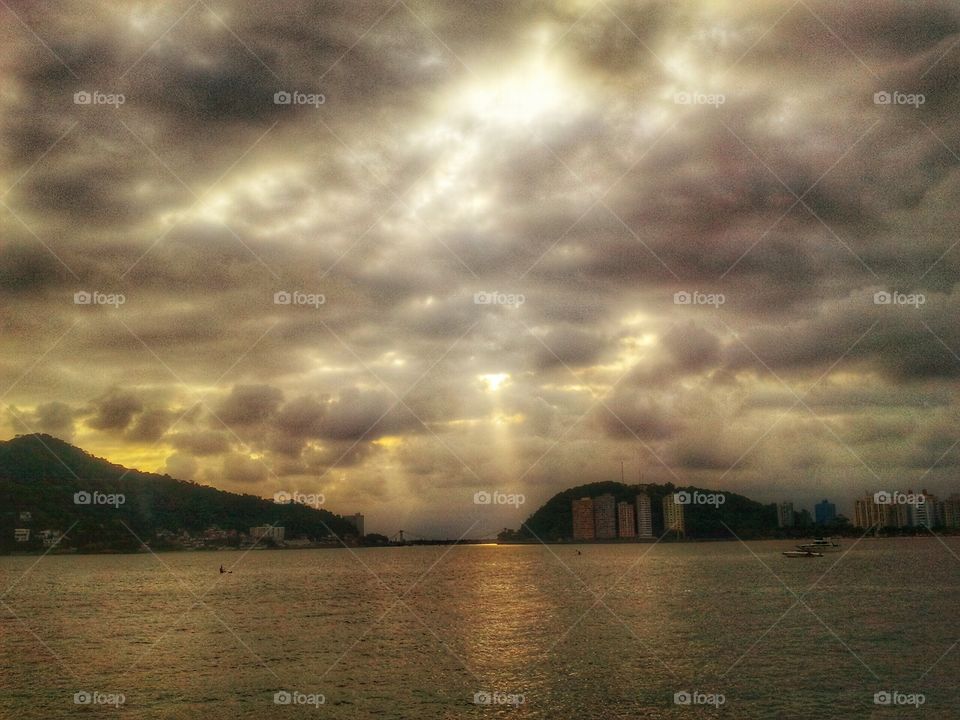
518 481 779 540
0 434 357 553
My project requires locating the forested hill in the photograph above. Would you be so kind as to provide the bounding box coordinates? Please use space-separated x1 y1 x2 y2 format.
0 434 357 552
519 481 778 540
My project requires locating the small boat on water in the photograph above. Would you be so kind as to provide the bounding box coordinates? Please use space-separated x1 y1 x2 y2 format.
783 550 823 558
796 537 840 553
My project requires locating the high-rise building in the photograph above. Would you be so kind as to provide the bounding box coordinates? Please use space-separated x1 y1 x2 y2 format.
635 493 653 538
617 501 636 538
345 513 365 536
853 496 892 529
594 494 617 539
572 497 595 541
777 502 794 528
662 495 685 537
944 494 960 529
814 499 836 526
914 490 942 529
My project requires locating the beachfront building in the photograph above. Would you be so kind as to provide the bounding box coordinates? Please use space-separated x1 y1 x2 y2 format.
914 490 943 529
635 493 653 538
814 499 836 526
853 496 892 529
250 525 285 543
777 502 794 528
572 497 595 541
345 513 365 536
593 494 617 539
663 495 685 538
944 495 960 528
617 502 636 538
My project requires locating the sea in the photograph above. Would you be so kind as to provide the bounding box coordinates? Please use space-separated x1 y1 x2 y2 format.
1 538 958 718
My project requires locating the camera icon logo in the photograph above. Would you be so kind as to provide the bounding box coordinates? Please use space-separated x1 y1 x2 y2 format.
74 491 92 505
874 491 892 505
274 490 292 504
274 291 292 305
74 91 92 105
873 291 891 305
674 491 691 505
673 92 691 105
274 91 292 105
74 291 92 305
673 691 692 705
74 691 92 705
873 91 891 105
673 291 691 305
473 691 492 705
874 691 892 705
274 691 292 705
473 490 492 505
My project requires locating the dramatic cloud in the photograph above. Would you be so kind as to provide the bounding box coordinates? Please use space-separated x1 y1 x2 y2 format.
3 0 960 534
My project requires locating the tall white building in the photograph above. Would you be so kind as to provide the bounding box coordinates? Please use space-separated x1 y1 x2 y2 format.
777 502 794 528
663 495 685 537
635 493 653 538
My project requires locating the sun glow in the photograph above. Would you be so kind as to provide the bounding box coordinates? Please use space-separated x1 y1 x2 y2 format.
479 373 510 392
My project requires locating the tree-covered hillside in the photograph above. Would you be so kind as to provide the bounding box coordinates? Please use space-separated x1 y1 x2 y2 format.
519 481 779 540
0 434 357 552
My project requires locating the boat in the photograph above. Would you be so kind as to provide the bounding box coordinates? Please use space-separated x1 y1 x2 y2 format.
796 537 840 553
783 550 823 558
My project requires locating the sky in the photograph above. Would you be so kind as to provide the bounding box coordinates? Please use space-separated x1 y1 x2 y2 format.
2 0 960 537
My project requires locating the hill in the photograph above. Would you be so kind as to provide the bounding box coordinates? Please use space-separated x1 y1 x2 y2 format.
518 481 779 541
0 434 357 553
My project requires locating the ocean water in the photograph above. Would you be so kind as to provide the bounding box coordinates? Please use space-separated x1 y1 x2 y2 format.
1 538 958 718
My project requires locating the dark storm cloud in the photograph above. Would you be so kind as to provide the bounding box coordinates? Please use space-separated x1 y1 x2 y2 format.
221 451 269 484
170 430 232 457
4 0 960 531
661 322 722 374
532 326 609 370
595 390 680 441
126 408 174 443
87 388 144 431
215 385 284 426
7 401 78 440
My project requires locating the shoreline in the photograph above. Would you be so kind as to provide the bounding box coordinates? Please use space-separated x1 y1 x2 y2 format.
2 533 957 556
